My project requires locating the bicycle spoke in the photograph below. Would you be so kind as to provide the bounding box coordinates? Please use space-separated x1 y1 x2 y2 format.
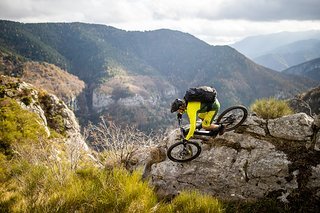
217 106 248 131
167 141 202 162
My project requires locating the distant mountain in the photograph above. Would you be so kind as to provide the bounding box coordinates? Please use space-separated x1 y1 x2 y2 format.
253 39 320 71
282 57 320 82
231 30 320 59
0 20 317 130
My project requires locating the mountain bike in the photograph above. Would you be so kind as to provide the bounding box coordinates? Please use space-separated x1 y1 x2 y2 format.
167 105 248 163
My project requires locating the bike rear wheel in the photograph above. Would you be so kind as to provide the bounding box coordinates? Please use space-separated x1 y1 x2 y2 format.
217 105 248 131
167 141 202 162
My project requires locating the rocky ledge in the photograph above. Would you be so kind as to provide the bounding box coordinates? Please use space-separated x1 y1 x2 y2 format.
143 113 320 205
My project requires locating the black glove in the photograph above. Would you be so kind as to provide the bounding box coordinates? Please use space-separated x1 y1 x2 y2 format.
177 113 182 119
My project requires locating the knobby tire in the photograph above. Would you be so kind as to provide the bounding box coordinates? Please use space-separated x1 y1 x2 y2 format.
167 141 202 163
216 105 248 131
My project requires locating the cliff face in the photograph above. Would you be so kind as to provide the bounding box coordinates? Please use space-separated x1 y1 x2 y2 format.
0 75 88 153
146 113 320 206
90 74 177 130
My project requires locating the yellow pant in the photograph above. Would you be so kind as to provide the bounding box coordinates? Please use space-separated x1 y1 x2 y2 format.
198 111 217 128
185 102 217 140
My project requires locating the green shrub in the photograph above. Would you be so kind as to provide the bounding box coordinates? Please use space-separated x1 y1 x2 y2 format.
157 190 223 213
51 114 66 135
0 153 7 181
1 153 226 213
0 98 48 156
1 162 159 212
21 96 33 106
250 98 294 119
0 86 5 98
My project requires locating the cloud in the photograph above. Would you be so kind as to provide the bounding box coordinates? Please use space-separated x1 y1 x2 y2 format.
2 0 320 22
213 0 320 21
0 0 320 45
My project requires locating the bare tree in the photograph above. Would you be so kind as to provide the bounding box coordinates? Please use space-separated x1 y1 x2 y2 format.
85 117 157 169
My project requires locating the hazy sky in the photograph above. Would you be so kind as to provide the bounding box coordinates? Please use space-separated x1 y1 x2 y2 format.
1 0 320 45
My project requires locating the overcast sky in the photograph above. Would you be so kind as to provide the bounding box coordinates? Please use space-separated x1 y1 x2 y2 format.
1 0 320 45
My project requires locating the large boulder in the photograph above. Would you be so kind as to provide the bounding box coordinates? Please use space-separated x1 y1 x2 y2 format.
146 113 320 204
268 113 314 141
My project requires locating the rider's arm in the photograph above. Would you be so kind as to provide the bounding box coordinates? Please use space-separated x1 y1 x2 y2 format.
185 102 201 140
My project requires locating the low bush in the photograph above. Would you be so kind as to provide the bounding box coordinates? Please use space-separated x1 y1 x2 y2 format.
250 98 294 119
0 97 48 156
0 108 226 212
1 154 226 213
0 157 159 212
158 190 223 213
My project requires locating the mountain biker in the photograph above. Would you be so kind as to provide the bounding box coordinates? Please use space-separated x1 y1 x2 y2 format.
170 87 225 141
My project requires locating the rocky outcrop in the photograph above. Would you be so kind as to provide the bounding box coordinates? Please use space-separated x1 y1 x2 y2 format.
90 74 177 130
92 74 177 112
145 113 320 205
288 86 320 116
0 75 88 151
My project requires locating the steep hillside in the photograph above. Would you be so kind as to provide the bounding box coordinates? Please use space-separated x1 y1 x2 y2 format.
0 51 85 109
253 39 320 71
0 75 88 155
288 86 320 115
0 20 158 83
122 32 315 105
283 58 320 82
0 20 317 130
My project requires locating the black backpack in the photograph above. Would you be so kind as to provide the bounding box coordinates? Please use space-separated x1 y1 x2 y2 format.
184 86 216 103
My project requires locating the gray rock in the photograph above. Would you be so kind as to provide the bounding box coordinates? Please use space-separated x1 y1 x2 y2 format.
268 113 314 141
315 131 320 151
242 115 267 136
147 113 320 202
151 132 297 200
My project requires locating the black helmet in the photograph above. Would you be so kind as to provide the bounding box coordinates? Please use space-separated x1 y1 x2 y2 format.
170 99 185 113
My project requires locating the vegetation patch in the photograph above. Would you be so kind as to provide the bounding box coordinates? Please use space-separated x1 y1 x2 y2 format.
20 96 33 106
250 98 294 119
0 85 5 98
160 190 223 213
0 97 47 156
0 158 224 213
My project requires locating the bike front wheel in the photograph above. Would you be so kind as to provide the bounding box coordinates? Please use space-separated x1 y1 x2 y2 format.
167 141 202 163
217 105 248 131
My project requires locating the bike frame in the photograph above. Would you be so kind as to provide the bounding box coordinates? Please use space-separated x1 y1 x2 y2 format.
168 105 248 163
178 117 218 138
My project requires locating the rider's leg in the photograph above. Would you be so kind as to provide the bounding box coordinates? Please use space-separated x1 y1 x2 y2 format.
201 111 225 135
201 110 220 131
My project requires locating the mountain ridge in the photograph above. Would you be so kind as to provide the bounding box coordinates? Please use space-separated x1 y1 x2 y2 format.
283 57 320 82
0 20 317 129
231 31 320 71
253 39 320 71
231 30 320 58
